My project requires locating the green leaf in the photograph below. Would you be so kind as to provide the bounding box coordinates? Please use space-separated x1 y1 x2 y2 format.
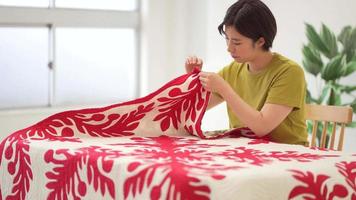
347 121 356 128
306 89 312 103
352 55 356 62
334 83 356 94
338 56 348 77
303 61 320 77
346 50 356 63
318 85 331 104
337 26 352 47
340 28 356 62
321 55 344 81
303 45 323 66
350 27 356 50
306 89 318 103
306 120 313 135
342 61 356 77
328 86 341 105
339 27 356 62
321 23 338 58
302 45 323 76
306 120 314 134
351 99 356 113
305 23 330 58
342 85 356 94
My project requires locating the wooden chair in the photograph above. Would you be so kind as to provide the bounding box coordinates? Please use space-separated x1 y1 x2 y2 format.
305 104 353 151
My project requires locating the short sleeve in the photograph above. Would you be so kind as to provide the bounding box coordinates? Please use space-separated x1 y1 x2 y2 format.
266 65 306 109
213 64 231 99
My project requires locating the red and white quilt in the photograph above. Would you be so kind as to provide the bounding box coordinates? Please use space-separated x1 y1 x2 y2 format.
1 69 355 200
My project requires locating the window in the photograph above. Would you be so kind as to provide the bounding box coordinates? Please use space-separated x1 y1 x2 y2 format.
55 0 136 11
0 1 140 109
55 28 137 105
0 27 49 108
0 0 48 7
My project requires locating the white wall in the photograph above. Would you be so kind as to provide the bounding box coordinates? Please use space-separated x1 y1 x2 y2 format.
140 0 209 94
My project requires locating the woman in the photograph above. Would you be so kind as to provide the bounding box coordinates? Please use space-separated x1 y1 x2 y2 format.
185 0 308 145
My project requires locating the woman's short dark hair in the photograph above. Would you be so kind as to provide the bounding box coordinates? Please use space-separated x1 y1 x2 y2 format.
218 0 277 51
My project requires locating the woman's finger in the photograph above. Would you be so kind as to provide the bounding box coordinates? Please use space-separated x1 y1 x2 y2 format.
185 59 190 65
192 56 198 64
199 72 208 78
197 58 202 65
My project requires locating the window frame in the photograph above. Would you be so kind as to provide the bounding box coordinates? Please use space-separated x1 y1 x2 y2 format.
0 1 141 110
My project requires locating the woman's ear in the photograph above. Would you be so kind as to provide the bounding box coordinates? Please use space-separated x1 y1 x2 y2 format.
256 37 266 48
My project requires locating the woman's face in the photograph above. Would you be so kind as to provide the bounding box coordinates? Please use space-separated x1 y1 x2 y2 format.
224 26 262 63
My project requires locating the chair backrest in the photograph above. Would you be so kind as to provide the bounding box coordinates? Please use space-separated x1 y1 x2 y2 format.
305 104 353 151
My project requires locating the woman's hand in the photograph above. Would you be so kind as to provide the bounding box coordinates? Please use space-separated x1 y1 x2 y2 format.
199 72 227 94
185 56 203 73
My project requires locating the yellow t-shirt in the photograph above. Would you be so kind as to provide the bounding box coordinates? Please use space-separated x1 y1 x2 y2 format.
216 53 308 145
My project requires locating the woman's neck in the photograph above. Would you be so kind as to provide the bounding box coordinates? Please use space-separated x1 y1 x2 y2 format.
248 51 274 74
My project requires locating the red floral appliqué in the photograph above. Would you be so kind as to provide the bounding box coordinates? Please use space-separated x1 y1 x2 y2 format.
1 139 32 200
44 146 123 200
153 73 208 134
110 135 340 200
227 127 271 144
110 136 234 200
0 102 154 200
210 147 335 167
335 161 356 200
288 170 349 200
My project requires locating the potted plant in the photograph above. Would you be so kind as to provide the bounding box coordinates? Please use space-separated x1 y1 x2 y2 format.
302 23 356 146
